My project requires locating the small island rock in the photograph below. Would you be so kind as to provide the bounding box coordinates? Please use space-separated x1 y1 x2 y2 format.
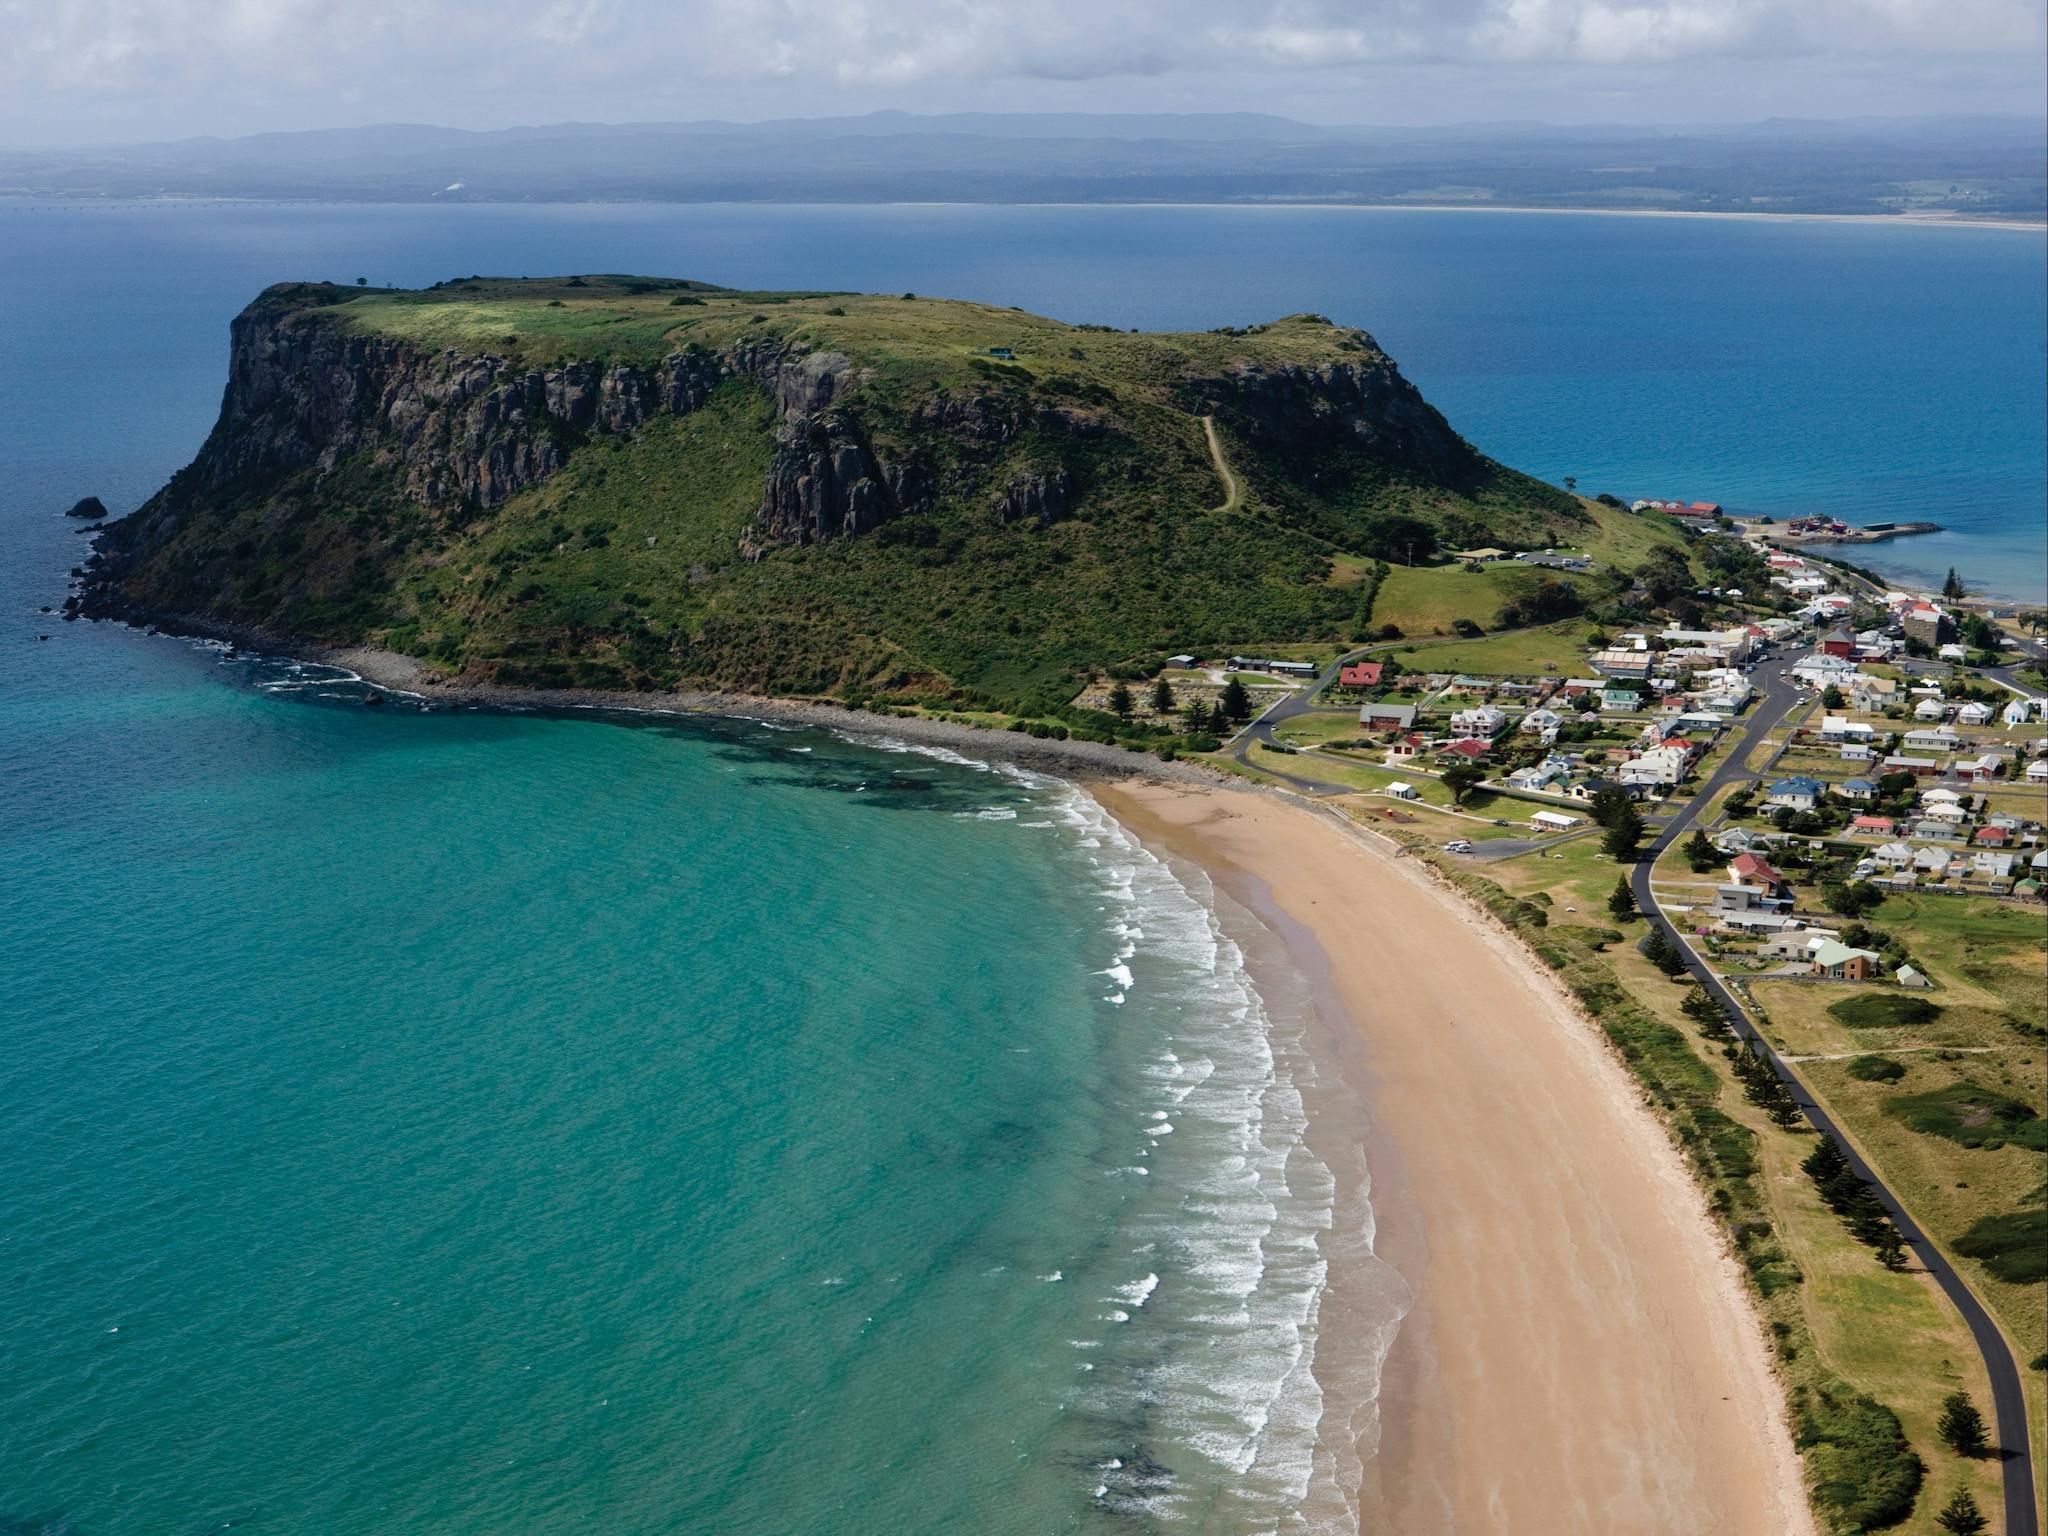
65 496 109 520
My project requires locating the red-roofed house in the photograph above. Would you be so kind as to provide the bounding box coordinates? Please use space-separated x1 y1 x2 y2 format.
1339 660 1384 689
1689 501 1722 516
1850 815 1896 835
1975 825 2012 847
1728 852 1791 901
1436 738 1493 761
1386 733 1425 762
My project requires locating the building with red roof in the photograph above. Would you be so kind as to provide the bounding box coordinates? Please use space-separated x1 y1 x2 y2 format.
1339 660 1384 689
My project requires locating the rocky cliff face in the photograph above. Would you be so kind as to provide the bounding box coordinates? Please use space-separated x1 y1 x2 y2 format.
1185 352 1484 488
109 293 947 562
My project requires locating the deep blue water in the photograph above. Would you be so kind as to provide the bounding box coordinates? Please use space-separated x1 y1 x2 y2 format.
1 201 2041 1535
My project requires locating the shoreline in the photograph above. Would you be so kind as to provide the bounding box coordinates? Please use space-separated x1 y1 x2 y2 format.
1093 778 1816 1533
7 194 2043 230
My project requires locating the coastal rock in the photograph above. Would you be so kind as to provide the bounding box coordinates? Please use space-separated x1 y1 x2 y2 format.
64 496 108 519
991 467 1075 527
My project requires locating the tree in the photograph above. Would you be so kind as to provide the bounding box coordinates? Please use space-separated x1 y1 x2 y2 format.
1207 701 1231 735
1608 877 1638 919
1936 1487 1988 1534
1684 828 1719 873
1937 1391 1988 1458
1942 567 1966 600
1821 684 1845 710
1151 677 1175 715
1603 808 1646 862
1440 762 1486 805
1873 1225 1908 1272
1564 475 1579 492
1642 924 1688 978
1801 1133 1850 1186
1220 677 1252 724
355 276 368 287
1107 681 1134 722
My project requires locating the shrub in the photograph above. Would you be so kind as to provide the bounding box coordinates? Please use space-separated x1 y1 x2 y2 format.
1845 1054 1906 1082
1828 994 1941 1029
1797 1384 1925 1532
1953 1209 2048 1284
1883 1082 2046 1151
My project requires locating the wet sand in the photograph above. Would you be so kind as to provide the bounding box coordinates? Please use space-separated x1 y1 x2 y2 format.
1094 779 1814 1535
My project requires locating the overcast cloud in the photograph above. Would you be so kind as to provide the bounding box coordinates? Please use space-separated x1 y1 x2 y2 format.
1 0 2041 145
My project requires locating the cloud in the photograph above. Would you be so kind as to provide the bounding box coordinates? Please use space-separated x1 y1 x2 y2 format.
0 0 2040 141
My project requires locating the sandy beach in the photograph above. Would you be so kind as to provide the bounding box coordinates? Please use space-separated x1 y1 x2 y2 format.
1095 778 1815 1535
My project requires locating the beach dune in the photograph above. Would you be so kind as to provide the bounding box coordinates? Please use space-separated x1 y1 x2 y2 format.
1096 780 1814 1536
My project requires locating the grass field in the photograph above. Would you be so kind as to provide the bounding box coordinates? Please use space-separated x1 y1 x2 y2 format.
1473 830 2034 1531
1385 620 1599 676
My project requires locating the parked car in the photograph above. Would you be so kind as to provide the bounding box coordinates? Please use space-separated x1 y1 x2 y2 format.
1444 840 1475 854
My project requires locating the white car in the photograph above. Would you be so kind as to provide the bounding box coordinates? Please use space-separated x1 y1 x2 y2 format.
1444 840 1475 854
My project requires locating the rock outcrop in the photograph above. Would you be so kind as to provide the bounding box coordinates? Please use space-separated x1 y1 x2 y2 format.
64 496 109 519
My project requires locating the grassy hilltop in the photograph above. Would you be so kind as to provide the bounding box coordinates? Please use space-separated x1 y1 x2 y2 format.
93 275 1593 710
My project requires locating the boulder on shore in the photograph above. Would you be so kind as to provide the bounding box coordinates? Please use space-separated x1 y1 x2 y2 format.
65 496 109 520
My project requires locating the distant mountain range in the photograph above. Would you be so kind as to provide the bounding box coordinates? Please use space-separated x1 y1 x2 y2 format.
6 112 2043 217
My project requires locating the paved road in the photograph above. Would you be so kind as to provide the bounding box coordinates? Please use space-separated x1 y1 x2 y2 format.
1629 650 2041 1536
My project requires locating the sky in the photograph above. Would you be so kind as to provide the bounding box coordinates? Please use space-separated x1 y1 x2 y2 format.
1 0 2044 146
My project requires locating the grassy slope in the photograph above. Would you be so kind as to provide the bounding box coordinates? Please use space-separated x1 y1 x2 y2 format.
158 277 1603 707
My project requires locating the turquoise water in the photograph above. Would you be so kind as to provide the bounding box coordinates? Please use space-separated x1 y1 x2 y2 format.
2 202 2042 1533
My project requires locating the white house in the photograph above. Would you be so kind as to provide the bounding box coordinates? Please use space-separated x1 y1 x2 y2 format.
2003 698 2035 726
1763 776 1824 812
1972 851 2018 881
1448 704 1508 739
1529 810 1579 833
2029 759 2048 784
1519 707 1563 735
1386 782 1420 801
1912 846 1954 878
1872 841 1915 871
1904 727 1962 755
1938 642 1970 662
1818 716 1876 743
1913 697 1949 722
1955 700 1994 727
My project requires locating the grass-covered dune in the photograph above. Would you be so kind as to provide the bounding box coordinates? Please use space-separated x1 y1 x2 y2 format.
89 275 1588 709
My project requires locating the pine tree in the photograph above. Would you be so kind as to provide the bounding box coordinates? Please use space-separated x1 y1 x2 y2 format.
1108 681 1134 722
1937 1391 1988 1457
1683 827 1718 873
1801 1134 1850 1186
1936 1486 1988 1534
1642 924 1687 978
1603 807 1646 862
1942 567 1967 600
1874 1225 1908 1272
1608 877 1637 919
1221 677 1252 723
1680 986 1728 1035
1208 701 1231 735
1151 677 1175 715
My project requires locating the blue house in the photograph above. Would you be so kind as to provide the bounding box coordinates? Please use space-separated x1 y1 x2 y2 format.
1763 775 1824 812
1834 777 1877 803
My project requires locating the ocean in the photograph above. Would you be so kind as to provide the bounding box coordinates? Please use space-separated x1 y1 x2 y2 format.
1 201 2041 1534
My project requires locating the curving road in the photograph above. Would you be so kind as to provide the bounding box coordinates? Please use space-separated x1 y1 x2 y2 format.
1629 650 2041 1536
1228 640 2039 1531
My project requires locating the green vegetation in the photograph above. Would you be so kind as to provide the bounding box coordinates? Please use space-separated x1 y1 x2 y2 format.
1798 1382 1926 1531
100 276 1601 711
1883 1082 2046 1151
1935 1391 1988 1458
1846 1055 1907 1083
1952 1209 2047 1284
1830 994 1942 1029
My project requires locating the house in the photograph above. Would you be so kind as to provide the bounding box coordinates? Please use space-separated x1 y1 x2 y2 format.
1972 851 2018 882
1912 846 1954 878
2003 698 2035 726
1937 641 1970 663
1904 726 1962 755
1851 678 1900 712
1759 929 1833 961
1520 707 1564 736
1386 782 1420 801
1974 825 2012 848
1818 716 1875 743
1620 745 1692 788
1849 814 1897 838
1599 686 1642 713
1872 841 1915 870
1713 883 1767 913
1590 650 1653 681
2029 760 2048 784
1570 777 1642 804
1952 753 2006 784
1882 754 1938 778
1839 743 1876 765
1448 704 1508 739
1819 626 1856 659
1912 697 1950 722
1385 733 1426 762
1763 776 1824 812
1436 737 1494 762
1728 852 1792 902
1558 678 1603 699
1896 964 1932 989
1834 778 1877 803
1529 810 1579 833
1914 819 1962 843
1360 702 1418 730
1955 700 1994 727
1507 759 1572 792
1164 654 1197 668
986 346 1016 360
1902 604 1955 646
1810 941 1882 981
1792 654 1859 688
1339 660 1384 689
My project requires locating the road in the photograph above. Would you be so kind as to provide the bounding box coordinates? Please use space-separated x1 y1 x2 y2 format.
1230 642 2040 1531
1629 650 2041 1536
